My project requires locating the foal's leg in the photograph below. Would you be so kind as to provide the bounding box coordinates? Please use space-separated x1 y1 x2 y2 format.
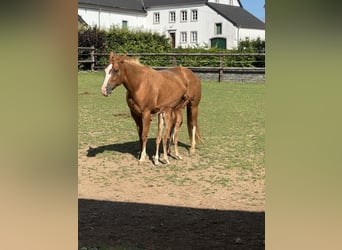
153 113 164 165
173 111 183 160
139 111 151 162
161 112 172 164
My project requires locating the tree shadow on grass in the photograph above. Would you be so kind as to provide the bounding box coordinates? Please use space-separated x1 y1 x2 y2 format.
79 199 265 250
86 138 190 160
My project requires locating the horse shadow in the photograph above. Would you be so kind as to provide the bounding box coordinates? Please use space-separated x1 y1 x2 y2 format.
79 199 265 249
86 138 190 160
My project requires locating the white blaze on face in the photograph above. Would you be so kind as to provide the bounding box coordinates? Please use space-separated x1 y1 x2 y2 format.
101 64 113 96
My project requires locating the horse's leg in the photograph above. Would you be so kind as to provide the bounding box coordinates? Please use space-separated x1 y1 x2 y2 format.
154 113 164 165
173 112 183 160
162 112 171 164
139 111 151 162
167 126 174 155
130 109 143 159
187 104 199 154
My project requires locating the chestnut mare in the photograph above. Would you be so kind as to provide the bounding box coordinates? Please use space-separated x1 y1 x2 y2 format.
101 52 202 162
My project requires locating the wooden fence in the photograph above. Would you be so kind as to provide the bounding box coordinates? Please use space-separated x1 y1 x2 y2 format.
78 46 265 82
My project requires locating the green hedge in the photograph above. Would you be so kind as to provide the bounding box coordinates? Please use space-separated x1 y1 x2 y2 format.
78 27 265 68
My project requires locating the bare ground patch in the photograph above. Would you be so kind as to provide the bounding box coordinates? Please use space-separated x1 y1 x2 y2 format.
78 143 265 250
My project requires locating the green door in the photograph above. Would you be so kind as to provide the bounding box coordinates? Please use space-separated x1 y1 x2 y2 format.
210 38 226 49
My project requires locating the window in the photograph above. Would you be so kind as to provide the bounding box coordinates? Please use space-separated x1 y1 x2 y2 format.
191 9 198 21
190 31 198 43
180 10 187 22
169 11 176 23
122 20 128 29
215 23 222 35
153 12 160 24
180 32 187 43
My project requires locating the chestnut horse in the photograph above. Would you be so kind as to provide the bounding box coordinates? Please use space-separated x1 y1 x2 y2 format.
101 52 202 162
154 95 192 165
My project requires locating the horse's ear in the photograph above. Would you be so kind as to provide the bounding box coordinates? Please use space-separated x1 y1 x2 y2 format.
109 52 115 61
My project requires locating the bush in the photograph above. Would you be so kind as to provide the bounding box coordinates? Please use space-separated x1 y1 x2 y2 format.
238 38 265 67
78 27 265 68
78 26 107 51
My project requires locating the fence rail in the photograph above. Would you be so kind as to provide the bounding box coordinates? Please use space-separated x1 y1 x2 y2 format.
78 47 265 82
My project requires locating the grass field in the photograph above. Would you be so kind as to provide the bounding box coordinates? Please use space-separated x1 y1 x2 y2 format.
79 72 264 164
78 71 265 207
78 71 265 249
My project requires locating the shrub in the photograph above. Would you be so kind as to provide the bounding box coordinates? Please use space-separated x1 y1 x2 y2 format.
78 27 265 68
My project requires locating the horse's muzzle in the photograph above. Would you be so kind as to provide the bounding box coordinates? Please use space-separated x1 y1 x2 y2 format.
106 86 113 95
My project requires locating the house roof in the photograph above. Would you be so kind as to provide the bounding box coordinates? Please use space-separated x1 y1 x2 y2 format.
206 2 265 29
78 0 145 13
78 15 88 25
78 0 264 30
144 0 207 8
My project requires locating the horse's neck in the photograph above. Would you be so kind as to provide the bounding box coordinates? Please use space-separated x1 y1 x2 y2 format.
122 61 146 94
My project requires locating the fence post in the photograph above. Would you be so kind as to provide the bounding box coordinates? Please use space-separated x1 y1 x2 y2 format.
172 55 177 67
218 55 224 82
90 45 95 71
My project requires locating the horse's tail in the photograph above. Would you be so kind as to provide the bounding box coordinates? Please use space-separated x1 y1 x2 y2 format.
186 103 204 145
196 128 204 145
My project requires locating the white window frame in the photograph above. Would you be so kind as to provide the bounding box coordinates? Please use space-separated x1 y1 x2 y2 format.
190 31 198 43
191 9 198 22
180 10 187 22
122 20 128 29
180 32 187 43
215 23 222 35
169 11 176 23
153 12 160 24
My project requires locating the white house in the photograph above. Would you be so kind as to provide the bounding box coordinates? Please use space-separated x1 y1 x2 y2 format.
78 0 265 49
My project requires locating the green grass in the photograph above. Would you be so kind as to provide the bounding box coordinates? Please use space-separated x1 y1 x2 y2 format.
78 72 265 249
78 71 265 187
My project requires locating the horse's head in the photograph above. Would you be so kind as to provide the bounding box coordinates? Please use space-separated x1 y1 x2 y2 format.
101 52 126 97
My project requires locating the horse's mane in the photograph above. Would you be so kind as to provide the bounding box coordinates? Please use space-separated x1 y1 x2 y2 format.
122 56 153 71
123 56 142 66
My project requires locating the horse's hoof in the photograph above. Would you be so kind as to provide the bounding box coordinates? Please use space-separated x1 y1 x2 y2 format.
175 155 182 160
138 156 146 164
189 148 196 154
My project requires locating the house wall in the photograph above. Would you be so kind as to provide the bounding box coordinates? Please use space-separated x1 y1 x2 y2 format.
78 1 264 49
197 6 238 49
238 28 265 41
78 8 146 30
146 5 239 49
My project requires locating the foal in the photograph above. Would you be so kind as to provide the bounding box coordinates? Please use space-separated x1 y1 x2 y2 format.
154 96 191 165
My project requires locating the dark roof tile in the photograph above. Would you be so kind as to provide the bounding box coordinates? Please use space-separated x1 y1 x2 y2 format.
78 0 144 12
206 2 264 29
144 0 207 8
